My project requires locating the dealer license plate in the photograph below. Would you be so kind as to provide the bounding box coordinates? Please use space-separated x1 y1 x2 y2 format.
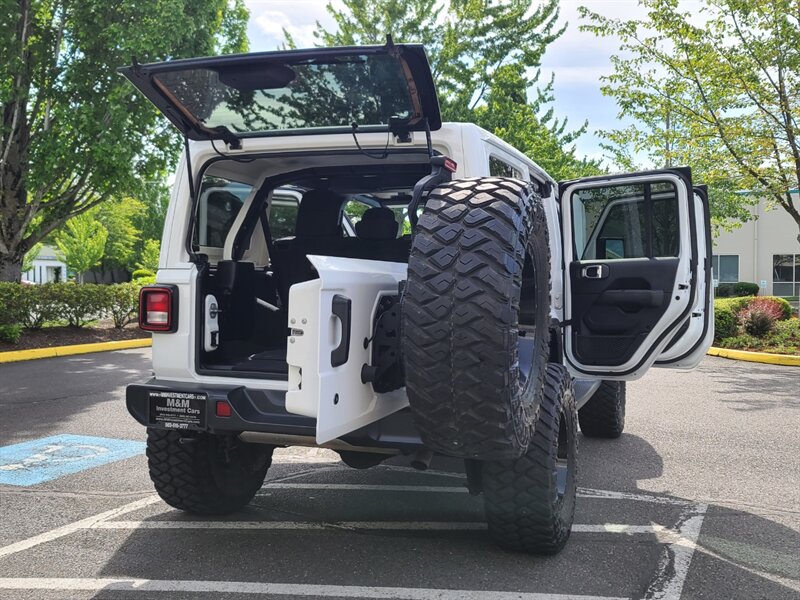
148 391 207 430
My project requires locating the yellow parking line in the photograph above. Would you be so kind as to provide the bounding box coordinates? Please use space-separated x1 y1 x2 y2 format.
0 338 151 364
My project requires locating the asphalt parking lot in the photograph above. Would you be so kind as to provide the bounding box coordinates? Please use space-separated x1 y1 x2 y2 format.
0 349 798 600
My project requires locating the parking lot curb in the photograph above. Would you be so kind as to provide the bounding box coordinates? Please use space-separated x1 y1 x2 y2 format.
707 346 800 366
0 338 152 364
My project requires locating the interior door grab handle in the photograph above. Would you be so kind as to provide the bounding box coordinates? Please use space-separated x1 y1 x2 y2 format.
581 264 608 279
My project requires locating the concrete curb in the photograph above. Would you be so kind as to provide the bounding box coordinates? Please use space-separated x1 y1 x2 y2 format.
0 338 152 364
707 346 800 366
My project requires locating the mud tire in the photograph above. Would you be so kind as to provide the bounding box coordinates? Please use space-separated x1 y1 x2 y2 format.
403 177 551 460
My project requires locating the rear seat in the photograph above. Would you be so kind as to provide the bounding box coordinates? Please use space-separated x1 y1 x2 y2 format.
271 195 412 304
337 206 411 262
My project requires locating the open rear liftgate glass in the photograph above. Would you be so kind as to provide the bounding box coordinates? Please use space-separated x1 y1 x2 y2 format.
285 256 409 443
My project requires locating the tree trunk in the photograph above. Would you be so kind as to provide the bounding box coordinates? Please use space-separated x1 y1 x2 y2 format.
0 253 23 282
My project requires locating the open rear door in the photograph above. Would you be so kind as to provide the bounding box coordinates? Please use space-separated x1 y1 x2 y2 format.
285 256 408 443
560 168 710 380
654 186 714 368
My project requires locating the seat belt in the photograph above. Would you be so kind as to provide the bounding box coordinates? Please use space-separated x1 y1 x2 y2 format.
260 210 277 268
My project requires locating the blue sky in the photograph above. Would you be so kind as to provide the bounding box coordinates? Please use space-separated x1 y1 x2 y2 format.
243 1 655 165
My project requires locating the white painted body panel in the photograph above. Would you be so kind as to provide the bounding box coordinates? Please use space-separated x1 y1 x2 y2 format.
285 256 409 443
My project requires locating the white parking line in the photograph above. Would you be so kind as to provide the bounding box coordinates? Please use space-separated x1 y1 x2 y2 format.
643 503 708 600
0 577 629 599
0 475 706 600
0 495 161 559
90 520 680 537
260 482 697 507
261 482 469 493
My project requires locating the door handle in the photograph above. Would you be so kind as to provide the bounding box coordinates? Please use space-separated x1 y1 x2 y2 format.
581 264 608 279
330 294 352 368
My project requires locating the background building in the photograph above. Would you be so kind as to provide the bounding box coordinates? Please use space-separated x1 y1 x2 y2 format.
22 245 67 284
712 192 800 298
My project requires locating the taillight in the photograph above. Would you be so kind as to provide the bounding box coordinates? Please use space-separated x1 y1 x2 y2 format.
139 286 178 332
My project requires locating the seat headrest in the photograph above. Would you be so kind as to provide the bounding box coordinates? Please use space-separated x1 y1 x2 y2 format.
355 207 400 240
294 189 345 238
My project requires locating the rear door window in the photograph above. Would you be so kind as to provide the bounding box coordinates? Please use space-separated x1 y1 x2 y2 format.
195 179 253 248
269 196 300 239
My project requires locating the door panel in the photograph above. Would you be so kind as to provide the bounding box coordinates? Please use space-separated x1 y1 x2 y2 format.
561 170 696 379
569 258 679 366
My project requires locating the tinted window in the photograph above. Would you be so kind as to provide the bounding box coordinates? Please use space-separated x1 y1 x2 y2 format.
153 54 415 136
195 179 252 248
773 254 800 297
712 255 739 283
489 156 522 178
572 181 679 260
269 198 299 239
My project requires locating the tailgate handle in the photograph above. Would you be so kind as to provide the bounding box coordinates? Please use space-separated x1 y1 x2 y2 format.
331 294 352 368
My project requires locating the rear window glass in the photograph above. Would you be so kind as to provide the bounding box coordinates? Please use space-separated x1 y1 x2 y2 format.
153 54 415 136
195 179 252 248
269 198 299 239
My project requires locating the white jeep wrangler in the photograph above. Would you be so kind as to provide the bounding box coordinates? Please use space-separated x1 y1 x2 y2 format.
122 42 713 554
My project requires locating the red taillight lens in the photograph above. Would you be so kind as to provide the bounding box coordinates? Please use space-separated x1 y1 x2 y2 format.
139 286 177 332
216 401 232 417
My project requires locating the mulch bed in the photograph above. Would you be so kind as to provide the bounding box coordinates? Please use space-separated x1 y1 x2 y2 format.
0 322 149 352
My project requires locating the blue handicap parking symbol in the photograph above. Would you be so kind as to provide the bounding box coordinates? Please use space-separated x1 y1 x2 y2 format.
0 434 145 486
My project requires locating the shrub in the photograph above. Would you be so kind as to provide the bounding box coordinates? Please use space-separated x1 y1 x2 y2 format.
50 283 107 327
18 283 63 329
132 269 155 281
738 308 775 337
733 282 759 296
0 324 22 344
746 296 791 321
716 282 759 297
715 283 734 297
106 282 140 328
714 304 738 342
0 282 23 327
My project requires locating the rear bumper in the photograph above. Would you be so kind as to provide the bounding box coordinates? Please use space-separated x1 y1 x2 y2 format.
126 380 423 451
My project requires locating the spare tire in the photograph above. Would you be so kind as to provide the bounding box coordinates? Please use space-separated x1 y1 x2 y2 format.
402 177 551 460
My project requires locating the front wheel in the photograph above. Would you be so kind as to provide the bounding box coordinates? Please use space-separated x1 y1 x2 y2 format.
147 429 273 515
578 380 626 439
482 364 578 554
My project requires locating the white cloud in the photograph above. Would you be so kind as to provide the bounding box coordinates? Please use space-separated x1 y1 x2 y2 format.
245 0 338 50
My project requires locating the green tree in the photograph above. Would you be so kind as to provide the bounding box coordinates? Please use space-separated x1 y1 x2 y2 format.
54 212 108 283
96 196 145 278
0 0 249 282
134 180 170 247
581 0 800 238
297 0 602 181
21 241 41 274
136 238 161 273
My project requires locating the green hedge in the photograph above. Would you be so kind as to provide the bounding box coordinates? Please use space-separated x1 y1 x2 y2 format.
715 281 760 297
713 295 793 343
0 281 149 343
